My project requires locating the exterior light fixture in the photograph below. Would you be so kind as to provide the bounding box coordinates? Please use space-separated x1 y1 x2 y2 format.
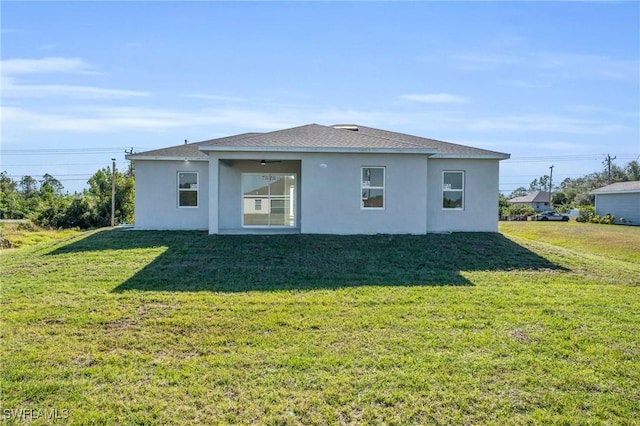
260 160 267 166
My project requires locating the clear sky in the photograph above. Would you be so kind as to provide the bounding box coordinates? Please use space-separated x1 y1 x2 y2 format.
2 1 639 194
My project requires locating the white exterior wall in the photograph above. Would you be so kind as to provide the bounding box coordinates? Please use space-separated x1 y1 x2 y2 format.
299 153 428 234
595 193 640 225
427 159 500 232
133 160 209 230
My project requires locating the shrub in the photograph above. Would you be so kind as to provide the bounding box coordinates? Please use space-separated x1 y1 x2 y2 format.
600 214 615 225
17 221 39 232
555 203 572 214
576 206 595 223
507 204 537 219
583 210 616 225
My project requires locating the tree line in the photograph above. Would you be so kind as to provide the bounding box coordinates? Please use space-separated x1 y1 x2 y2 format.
501 160 639 217
510 160 639 204
0 167 134 229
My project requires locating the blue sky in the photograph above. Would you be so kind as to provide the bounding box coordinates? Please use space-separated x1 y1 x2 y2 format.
2 1 639 194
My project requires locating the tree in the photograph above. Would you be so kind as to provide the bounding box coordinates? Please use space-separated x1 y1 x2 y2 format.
40 174 64 196
609 164 627 182
574 192 594 206
19 176 38 198
509 187 528 198
85 168 112 227
0 172 16 194
0 167 135 229
529 175 550 193
17 176 42 215
0 172 25 219
625 160 640 181
552 191 568 206
498 193 511 217
83 167 135 227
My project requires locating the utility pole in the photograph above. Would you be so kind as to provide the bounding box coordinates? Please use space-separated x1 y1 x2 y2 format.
124 148 135 177
111 158 116 227
549 165 554 207
603 154 616 183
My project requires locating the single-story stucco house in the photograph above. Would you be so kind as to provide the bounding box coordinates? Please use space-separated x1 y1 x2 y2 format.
590 181 640 225
508 191 552 213
126 124 510 234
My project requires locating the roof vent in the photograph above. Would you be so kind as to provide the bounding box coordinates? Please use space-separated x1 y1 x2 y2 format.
333 125 359 132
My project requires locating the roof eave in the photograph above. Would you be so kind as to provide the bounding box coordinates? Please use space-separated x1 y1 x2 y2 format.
199 146 439 154
590 189 640 195
431 153 511 160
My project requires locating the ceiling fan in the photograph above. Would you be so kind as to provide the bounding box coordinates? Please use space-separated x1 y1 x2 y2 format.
257 160 282 166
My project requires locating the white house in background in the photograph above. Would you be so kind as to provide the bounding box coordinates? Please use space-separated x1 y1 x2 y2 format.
508 191 552 212
590 181 640 225
126 124 510 234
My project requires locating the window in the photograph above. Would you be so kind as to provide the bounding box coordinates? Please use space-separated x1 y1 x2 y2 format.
443 171 464 209
361 167 385 209
242 174 296 227
178 172 198 207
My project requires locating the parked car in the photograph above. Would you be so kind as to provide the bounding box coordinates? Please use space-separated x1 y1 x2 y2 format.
535 211 570 221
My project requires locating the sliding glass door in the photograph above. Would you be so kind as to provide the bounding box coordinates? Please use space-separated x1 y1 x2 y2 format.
242 174 296 227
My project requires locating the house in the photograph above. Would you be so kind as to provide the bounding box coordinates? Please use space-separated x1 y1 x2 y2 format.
590 181 640 225
508 191 552 213
126 124 510 234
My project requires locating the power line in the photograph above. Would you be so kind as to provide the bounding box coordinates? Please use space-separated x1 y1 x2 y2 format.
507 155 637 163
1 163 109 167
1 146 146 153
0 147 148 156
5 174 93 178
5 178 92 182
2 151 126 156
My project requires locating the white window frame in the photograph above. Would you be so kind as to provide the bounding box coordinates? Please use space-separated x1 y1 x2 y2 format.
361 166 385 210
177 171 199 208
442 171 464 210
241 173 296 228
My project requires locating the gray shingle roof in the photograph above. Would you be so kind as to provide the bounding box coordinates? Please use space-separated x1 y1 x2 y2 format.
590 181 640 194
128 132 260 160
128 124 509 159
509 191 552 203
346 125 508 157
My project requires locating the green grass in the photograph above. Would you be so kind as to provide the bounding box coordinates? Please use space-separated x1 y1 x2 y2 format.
1 225 639 424
0 222 81 249
500 220 640 264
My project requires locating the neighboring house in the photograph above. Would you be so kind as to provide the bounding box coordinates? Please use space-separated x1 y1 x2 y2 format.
590 181 640 225
508 191 552 213
126 124 510 234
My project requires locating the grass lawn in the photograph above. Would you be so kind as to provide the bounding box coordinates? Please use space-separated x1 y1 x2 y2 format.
0 222 81 250
1 223 638 424
500 220 640 264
